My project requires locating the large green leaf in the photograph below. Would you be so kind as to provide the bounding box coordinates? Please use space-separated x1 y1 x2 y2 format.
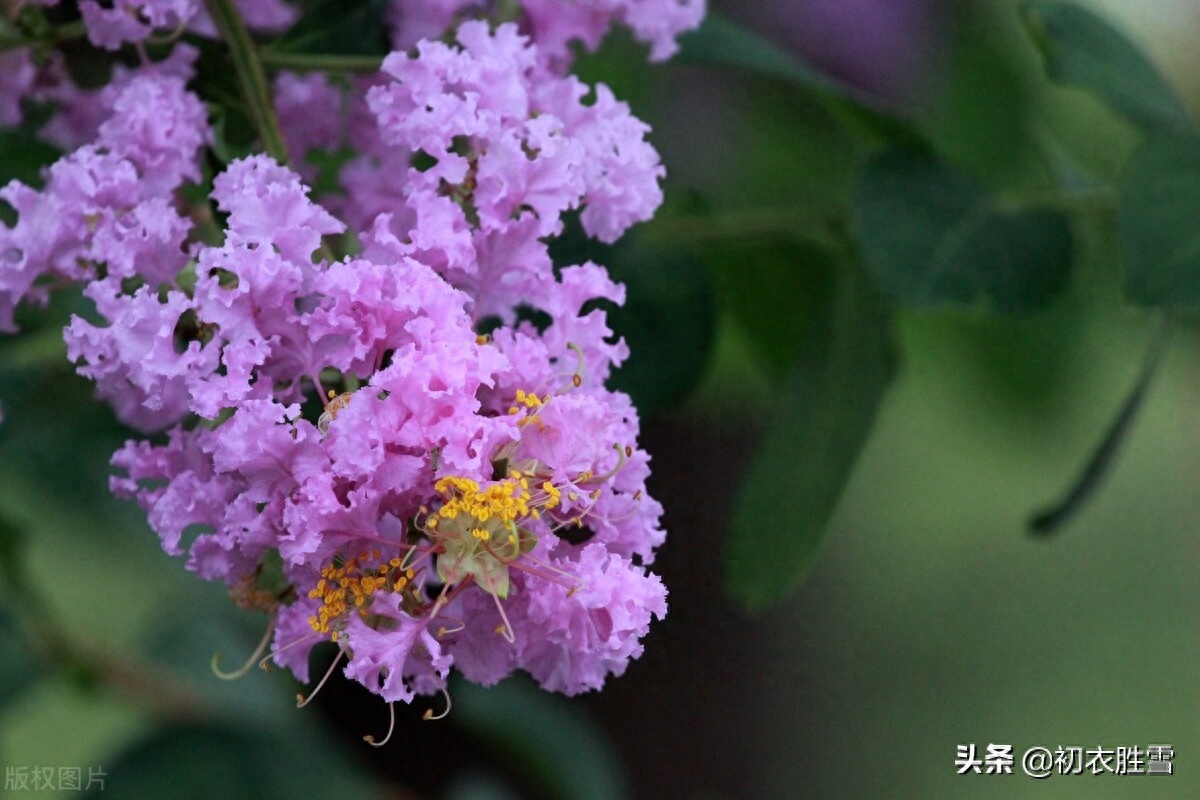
454 676 630 800
0 606 41 713
705 240 833 382
678 13 838 95
724 255 895 610
604 245 717 417
81 722 376 800
1119 132 1200 308
0 509 27 594
1021 1 1192 134
0 515 42 712
854 149 1073 315
677 13 924 147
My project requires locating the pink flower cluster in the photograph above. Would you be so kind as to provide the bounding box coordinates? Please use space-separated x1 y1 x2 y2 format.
0 1 697 712
387 0 706 65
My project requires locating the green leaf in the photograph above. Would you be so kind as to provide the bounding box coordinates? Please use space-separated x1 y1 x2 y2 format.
454 676 630 800
706 240 832 381
678 13 838 95
1119 132 1200 307
0 130 60 191
854 149 1073 316
81 722 376 800
0 510 27 593
677 13 924 147
0 606 41 713
272 0 390 56
1021 1 1192 133
724 255 895 610
925 29 1045 189
0 511 42 712
604 245 718 416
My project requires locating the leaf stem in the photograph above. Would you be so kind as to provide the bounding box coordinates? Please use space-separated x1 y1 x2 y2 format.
1029 315 1172 536
202 0 289 164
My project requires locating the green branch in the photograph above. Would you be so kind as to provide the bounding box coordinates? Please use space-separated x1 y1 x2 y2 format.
202 0 289 164
0 19 86 53
258 50 384 73
0 513 217 723
645 207 845 248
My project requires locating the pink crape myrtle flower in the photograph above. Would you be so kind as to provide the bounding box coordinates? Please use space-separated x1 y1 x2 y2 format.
386 0 706 67
344 20 663 333
1 72 207 334
77 0 296 50
0 0 693 731
91 154 668 727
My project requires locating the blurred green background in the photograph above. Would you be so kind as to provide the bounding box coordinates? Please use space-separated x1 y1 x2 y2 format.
4 0 1200 797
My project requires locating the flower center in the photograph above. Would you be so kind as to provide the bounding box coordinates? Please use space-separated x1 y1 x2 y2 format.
308 550 417 639
425 473 552 598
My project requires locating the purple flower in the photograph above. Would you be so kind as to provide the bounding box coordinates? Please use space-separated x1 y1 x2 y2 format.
80 0 296 50
385 0 706 67
80 0 199 50
341 594 451 704
3 0 689 711
65 284 214 431
352 20 663 328
97 71 209 195
386 0 470 51
0 72 207 332
0 51 37 128
189 0 297 37
514 544 667 694
273 72 348 179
